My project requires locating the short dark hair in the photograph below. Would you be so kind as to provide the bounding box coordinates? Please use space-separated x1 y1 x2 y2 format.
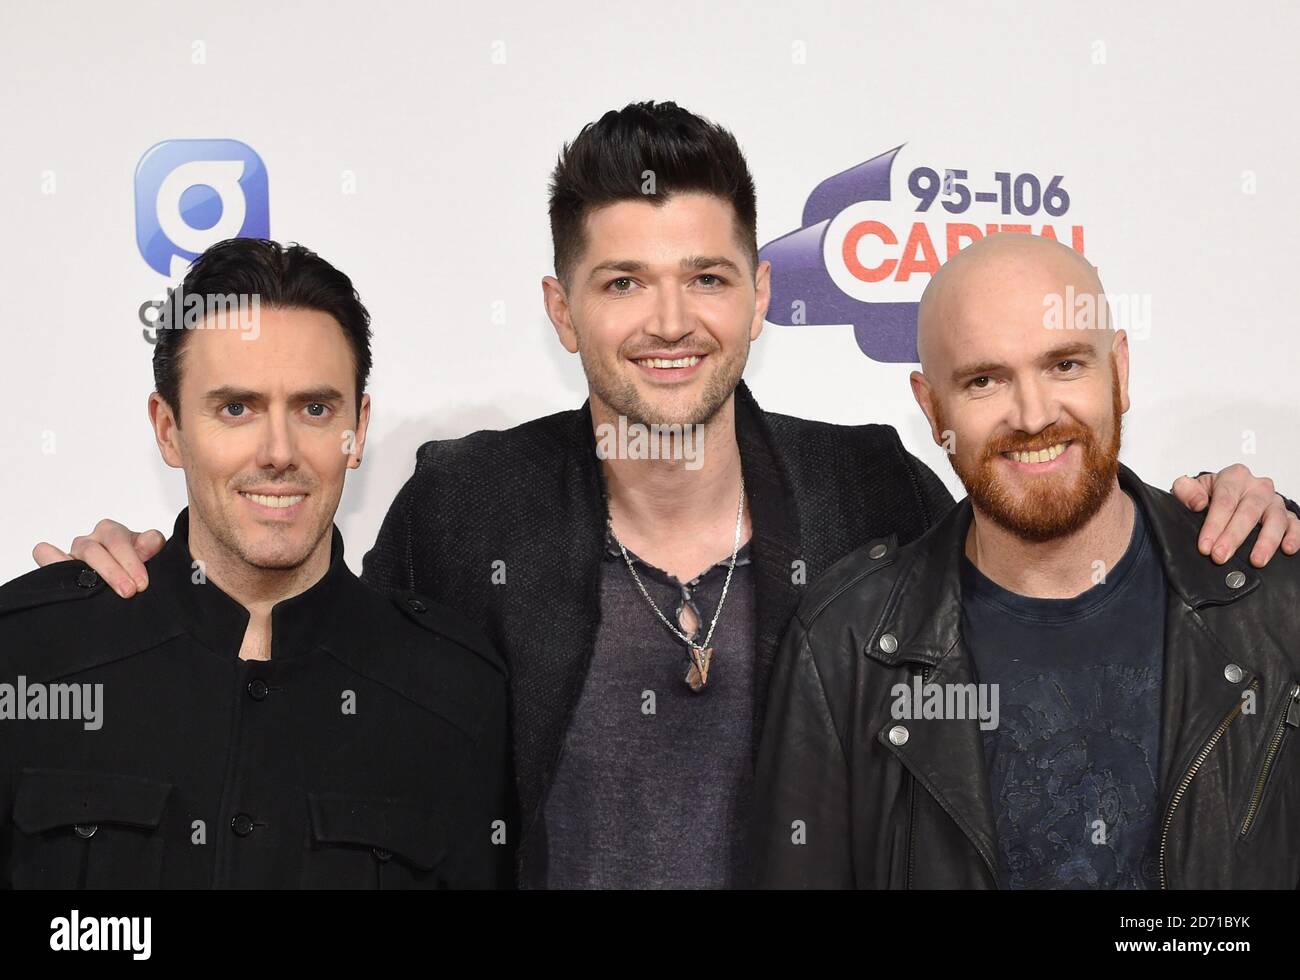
153 239 372 424
548 101 758 286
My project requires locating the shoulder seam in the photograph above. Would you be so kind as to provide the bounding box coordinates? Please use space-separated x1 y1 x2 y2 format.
319 645 495 743
798 546 900 629
384 589 506 676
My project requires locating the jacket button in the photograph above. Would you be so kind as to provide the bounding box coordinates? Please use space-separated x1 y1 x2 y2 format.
231 813 255 837
407 598 427 614
869 543 888 560
76 569 99 589
1224 664 1244 684
246 678 269 701
888 725 909 746
74 823 97 838
1225 570 1246 589
879 633 898 654
372 847 393 862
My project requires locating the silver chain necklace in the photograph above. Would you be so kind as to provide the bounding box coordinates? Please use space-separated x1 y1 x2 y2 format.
607 474 746 693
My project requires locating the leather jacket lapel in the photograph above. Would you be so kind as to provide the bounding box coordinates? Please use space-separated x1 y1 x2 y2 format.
1122 468 1267 886
864 498 1000 884
881 637 1002 885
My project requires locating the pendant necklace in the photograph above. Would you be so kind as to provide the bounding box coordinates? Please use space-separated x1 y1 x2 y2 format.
608 474 746 693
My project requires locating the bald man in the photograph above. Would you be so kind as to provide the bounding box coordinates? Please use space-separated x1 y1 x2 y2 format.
752 233 1300 889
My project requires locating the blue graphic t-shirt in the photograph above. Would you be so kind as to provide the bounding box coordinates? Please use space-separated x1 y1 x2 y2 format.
960 497 1165 889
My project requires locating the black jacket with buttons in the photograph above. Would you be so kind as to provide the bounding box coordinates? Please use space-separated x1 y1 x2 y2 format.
0 509 511 889
753 466 1300 889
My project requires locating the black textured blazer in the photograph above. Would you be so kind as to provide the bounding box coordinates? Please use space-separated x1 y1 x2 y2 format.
361 380 954 881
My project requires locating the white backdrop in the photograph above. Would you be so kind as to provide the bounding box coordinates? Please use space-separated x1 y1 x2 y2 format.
2 0 1297 584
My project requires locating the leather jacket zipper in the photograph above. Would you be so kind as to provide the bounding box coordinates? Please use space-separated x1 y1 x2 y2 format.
1239 682 1300 838
1159 678 1258 888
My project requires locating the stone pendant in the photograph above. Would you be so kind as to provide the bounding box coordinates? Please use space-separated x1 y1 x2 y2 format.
685 646 714 692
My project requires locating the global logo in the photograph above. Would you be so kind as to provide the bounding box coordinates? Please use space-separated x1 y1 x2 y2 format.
134 139 269 277
760 145 1086 362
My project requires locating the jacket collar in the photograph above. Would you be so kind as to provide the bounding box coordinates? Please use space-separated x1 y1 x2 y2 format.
1122 468 1262 608
732 383 805 745
519 381 802 840
866 464 1260 668
146 507 348 661
866 464 1265 885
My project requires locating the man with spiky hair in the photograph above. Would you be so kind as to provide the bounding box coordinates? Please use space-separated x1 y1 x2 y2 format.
35 103 1300 889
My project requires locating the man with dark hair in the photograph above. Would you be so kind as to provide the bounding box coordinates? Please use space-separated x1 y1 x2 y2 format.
34 102 1300 889
548 103 758 284
3 238 510 888
152 238 373 426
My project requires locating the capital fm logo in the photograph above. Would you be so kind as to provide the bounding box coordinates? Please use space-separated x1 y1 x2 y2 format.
134 139 269 278
760 144 1086 362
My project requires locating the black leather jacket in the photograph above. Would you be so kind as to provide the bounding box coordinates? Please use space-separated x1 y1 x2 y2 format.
753 466 1300 888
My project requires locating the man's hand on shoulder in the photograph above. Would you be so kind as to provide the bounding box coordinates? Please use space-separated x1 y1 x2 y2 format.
32 519 166 598
1170 463 1300 567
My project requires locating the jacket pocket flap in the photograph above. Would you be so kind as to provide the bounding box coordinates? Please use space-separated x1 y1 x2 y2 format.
307 793 448 871
12 768 173 834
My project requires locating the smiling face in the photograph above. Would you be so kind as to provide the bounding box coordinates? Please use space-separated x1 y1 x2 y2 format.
150 306 369 573
911 234 1130 542
543 191 770 427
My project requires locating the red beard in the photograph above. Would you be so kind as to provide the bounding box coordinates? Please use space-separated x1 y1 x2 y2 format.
936 373 1124 543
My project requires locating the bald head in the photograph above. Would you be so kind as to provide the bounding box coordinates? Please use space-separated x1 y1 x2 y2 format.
916 232 1110 374
906 231 1131 543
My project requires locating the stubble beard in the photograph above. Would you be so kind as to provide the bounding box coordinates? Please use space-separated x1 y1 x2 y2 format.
582 336 749 428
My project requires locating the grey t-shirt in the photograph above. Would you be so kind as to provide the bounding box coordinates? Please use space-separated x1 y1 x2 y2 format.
541 532 756 889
